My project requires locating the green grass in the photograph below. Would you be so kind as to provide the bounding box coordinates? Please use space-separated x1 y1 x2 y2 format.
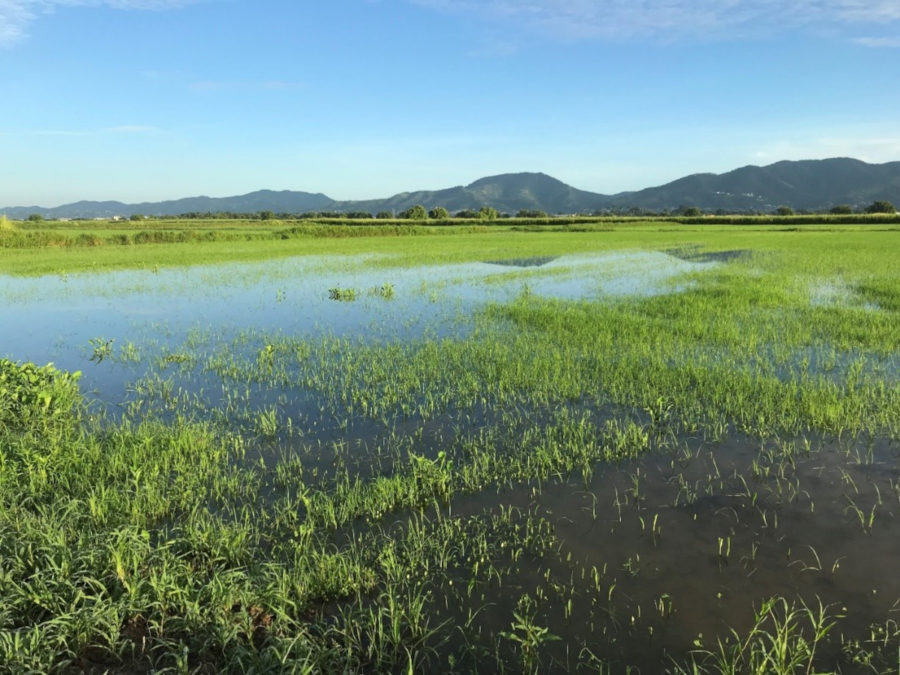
0 216 897 276
1 224 899 672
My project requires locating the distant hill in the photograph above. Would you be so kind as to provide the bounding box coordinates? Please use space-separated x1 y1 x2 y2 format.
2 190 334 220
340 172 610 215
607 158 900 212
4 158 899 218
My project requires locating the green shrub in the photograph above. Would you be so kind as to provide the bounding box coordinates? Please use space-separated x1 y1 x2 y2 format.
0 359 82 433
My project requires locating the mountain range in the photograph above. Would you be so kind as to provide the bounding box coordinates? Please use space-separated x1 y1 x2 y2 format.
4 158 899 219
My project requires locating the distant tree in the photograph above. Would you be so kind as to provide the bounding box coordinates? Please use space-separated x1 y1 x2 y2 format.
345 211 374 219
477 206 499 221
680 207 702 217
428 206 449 219
454 209 478 218
130 213 145 221
27 213 44 222
830 204 853 214
865 200 896 214
516 209 548 218
399 204 428 220
775 206 794 216
259 210 275 221
375 211 393 220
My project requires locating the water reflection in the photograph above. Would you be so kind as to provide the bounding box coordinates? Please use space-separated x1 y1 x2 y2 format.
484 256 558 267
0 251 713 399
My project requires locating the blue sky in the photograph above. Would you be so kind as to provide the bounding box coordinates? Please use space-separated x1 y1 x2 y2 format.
2 0 899 206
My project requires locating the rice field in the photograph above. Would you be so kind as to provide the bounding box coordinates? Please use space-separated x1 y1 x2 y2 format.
0 223 898 672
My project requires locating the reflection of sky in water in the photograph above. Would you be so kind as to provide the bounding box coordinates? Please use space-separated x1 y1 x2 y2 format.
809 279 879 311
0 251 712 398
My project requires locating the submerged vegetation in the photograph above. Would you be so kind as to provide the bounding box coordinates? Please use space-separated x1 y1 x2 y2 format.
0 224 898 672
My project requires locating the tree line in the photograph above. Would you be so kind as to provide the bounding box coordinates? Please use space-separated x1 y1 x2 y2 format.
18 201 896 223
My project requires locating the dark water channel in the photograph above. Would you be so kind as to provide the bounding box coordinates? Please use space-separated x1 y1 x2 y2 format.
430 432 900 671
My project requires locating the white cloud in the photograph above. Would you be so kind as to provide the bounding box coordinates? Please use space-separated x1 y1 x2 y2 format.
0 0 198 46
0 0 34 43
410 0 900 42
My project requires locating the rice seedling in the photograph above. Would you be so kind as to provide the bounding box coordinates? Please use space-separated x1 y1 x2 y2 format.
328 286 358 301
89 337 115 363
682 596 842 674
369 282 396 299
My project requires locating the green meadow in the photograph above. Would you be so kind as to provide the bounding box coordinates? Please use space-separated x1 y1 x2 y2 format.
1 220 898 672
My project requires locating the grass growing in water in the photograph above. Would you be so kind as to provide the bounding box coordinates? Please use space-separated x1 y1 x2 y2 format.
328 286 359 301
1 226 898 671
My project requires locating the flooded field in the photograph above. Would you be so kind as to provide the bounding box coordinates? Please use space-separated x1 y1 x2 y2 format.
0 251 712 402
1 232 898 672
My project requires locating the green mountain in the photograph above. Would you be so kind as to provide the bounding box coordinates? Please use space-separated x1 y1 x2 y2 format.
341 172 608 214
2 191 334 220
4 158 899 218
609 158 900 212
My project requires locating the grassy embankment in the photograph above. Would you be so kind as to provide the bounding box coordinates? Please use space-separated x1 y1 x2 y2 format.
1 223 898 672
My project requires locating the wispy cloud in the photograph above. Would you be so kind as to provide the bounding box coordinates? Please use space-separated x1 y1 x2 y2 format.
30 128 93 136
0 0 199 46
752 136 900 164
410 0 900 43
853 36 900 48
103 124 165 133
0 0 33 43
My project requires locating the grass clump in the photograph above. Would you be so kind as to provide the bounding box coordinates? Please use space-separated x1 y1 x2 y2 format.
328 286 358 301
0 359 82 433
683 597 841 674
